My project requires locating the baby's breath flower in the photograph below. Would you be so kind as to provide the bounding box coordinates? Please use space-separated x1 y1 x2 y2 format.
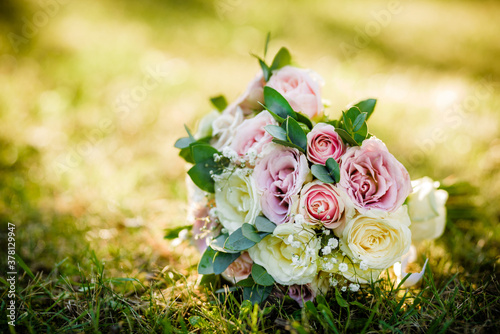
339 263 348 272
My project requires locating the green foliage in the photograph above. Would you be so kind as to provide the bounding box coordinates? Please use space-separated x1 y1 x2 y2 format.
164 224 192 240
187 144 223 193
263 86 297 120
210 95 228 112
251 264 275 287
254 216 276 233
311 158 341 183
334 100 376 146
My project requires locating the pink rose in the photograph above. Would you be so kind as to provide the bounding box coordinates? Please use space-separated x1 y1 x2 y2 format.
221 252 253 283
288 284 315 307
339 138 412 212
229 110 277 157
307 123 346 165
254 144 310 224
266 66 323 119
224 73 265 116
299 180 352 230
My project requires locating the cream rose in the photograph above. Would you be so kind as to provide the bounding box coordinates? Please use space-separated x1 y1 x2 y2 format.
407 177 448 241
214 168 261 234
221 252 253 283
339 206 412 269
248 223 320 285
210 106 244 150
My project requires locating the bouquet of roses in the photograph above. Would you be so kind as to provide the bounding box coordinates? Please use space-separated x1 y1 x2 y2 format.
174 46 448 306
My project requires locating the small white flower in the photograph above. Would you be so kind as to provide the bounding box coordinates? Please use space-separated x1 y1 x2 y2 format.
294 214 305 225
306 246 315 257
349 283 360 292
291 254 300 267
341 286 347 292
287 235 294 244
330 257 338 264
324 229 331 235
317 204 325 214
329 277 338 286
292 241 301 248
221 228 228 234
359 261 368 271
322 246 332 256
339 263 348 272
327 238 339 248
323 262 334 271
222 147 238 162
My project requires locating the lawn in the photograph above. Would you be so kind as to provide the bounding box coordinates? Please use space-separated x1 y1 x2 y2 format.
0 0 499 332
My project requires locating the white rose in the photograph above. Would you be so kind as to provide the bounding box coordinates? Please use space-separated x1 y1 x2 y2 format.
407 177 448 241
195 110 219 139
210 106 244 150
215 168 261 234
339 206 412 269
248 223 320 285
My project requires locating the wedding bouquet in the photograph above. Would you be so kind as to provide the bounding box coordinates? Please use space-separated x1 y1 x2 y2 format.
174 46 448 306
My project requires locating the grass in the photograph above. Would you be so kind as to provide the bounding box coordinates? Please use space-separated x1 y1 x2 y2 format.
0 0 499 332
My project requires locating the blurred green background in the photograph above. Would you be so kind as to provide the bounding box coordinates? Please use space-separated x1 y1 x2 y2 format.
0 0 499 308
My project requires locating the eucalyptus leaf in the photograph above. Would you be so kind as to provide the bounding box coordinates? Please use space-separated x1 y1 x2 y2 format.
241 223 262 243
184 124 195 141
210 95 228 112
263 86 297 120
352 112 367 132
311 164 335 183
236 277 255 287
271 138 305 153
198 246 216 275
325 158 340 183
251 264 275 286
174 137 194 149
187 164 215 193
213 251 241 275
286 117 308 152
264 125 287 141
354 98 377 120
254 216 276 233
211 234 239 253
270 47 292 72
243 285 273 304
224 228 256 251
335 128 359 146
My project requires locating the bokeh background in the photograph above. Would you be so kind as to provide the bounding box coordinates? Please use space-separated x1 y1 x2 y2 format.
0 0 499 324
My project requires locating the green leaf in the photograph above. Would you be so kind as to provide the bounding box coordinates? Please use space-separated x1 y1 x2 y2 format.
304 301 319 317
236 277 255 287
213 251 241 275
327 120 339 128
164 225 192 239
295 112 313 130
243 285 273 304
270 47 292 72
254 216 276 233
264 125 287 141
259 59 271 82
335 128 359 146
241 223 262 243
354 99 377 120
198 246 216 275
311 164 334 183
263 86 297 120
335 288 349 308
353 121 368 144
188 163 215 193
251 264 275 286
191 144 219 164
14 254 35 279
325 158 340 183
224 228 257 251
210 95 228 112
174 137 195 149
211 233 238 253
264 32 271 58
352 112 367 132
271 138 305 154
285 117 308 152
184 124 195 141
199 274 219 288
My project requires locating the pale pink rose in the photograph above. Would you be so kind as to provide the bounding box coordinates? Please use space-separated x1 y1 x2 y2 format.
266 66 323 119
229 110 277 157
288 284 316 307
190 206 218 253
254 144 310 224
224 73 265 116
221 252 253 283
307 123 345 165
339 138 412 212
299 180 350 229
